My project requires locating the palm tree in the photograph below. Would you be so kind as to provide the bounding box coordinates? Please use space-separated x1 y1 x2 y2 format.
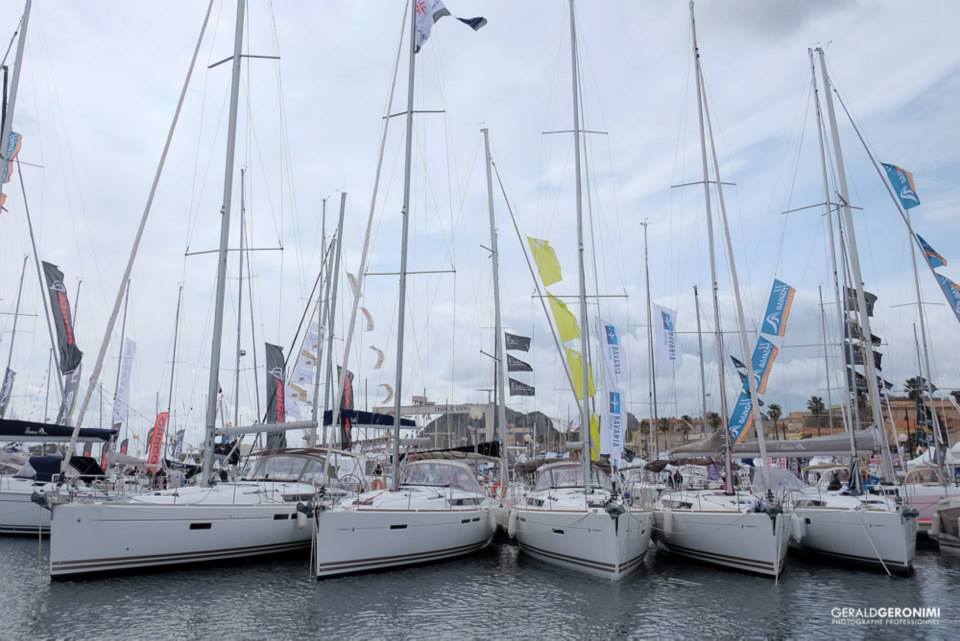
768 403 783 440
807 396 825 437
706 411 722 432
680 415 693 443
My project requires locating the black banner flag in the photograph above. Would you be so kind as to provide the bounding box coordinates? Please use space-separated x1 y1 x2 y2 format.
504 332 530 352
507 354 532 372
42 261 82 375
509 377 535 396
264 343 286 450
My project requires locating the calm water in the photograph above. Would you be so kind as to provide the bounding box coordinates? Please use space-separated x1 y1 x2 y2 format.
1 537 957 641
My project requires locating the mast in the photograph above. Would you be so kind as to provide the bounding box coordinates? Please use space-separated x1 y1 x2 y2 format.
693 285 708 436
568 0 593 490
201 0 245 485
391 0 417 492
0 0 29 209
166 285 183 417
308 197 329 448
112 280 131 412
642 220 659 458
0 254 27 418
689 1 732 492
233 168 247 429
482 127 510 489
323 193 346 445
816 47 895 482
809 47 854 441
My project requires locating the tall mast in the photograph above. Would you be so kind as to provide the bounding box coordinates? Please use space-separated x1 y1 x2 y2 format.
0 0 29 209
323 193 346 445
642 220 659 457
391 0 418 491
308 197 329 447
166 284 184 416
568 0 592 489
482 127 510 488
816 47 895 482
201 0 246 485
110 279 130 454
809 47 853 440
693 285 708 436
233 168 247 429
0 254 27 418
689 1 732 492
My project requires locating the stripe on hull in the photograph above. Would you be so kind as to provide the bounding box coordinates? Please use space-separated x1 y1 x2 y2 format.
315 538 491 577
518 541 646 576
659 541 779 576
0 525 49 535
791 544 911 571
51 539 309 576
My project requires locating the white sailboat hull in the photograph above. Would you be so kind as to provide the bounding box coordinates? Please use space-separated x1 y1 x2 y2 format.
0 478 50 534
792 507 917 572
653 509 790 577
313 507 493 577
514 507 652 580
49 491 313 578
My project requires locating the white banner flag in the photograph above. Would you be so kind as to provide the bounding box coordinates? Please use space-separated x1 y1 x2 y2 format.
597 318 626 467
286 321 322 420
111 338 136 430
652 304 677 364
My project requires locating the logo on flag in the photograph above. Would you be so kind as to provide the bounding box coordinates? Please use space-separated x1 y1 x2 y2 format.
881 162 920 209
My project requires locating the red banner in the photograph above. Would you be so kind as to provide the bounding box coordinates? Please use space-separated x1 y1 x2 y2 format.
146 412 169 474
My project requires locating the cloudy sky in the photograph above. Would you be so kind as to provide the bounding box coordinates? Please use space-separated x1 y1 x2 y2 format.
0 0 958 451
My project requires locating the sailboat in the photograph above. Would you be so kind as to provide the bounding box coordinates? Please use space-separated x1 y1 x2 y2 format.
783 47 917 574
652 1 791 578
46 0 365 578
510 0 652 582
310 0 495 579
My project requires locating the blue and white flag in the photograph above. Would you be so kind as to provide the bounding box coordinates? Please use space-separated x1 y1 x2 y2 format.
728 389 754 444
881 162 920 210
916 233 947 269
760 279 796 337
935 273 960 324
652 304 677 363
173 429 185 459
598 318 626 467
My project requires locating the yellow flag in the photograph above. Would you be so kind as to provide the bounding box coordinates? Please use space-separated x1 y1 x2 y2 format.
527 237 563 286
589 415 601 462
564 347 595 400
549 293 580 343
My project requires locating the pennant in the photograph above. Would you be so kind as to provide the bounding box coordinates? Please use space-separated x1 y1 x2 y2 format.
347 272 361 296
56 365 82 426
504 332 531 352
881 162 920 209
935 273 960 324
111 338 136 431
527 237 563 286
652 304 677 362
379 383 394 405
0 131 22 183
173 429 185 459
506 354 532 372
360 306 374 331
728 389 755 444
589 415 601 462
369 345 385 369
414 0 487 53
508 377 535 396
0 368 14 418
760 279 796 336
146 411 169 473
916 234 947 269
844 344 883 371
845 321 882 346
264 343 286 425
564 347 595 401
42 261 83 375
844 287 878 317
548 293 580 343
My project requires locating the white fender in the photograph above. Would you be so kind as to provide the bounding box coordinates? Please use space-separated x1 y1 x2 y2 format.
507 509 518 539
662 507 673 536
790 513 806 543
929 511 941 537
296 510 308 530
488 507 497 534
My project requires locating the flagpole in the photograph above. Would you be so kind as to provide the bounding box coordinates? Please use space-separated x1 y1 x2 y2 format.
390 0 418 492
693 285 708 436
816 47 895 483
310 198 331 447
690 1 732 493
202 0 245 486
0 254 27 417
322 193 346 446
233 168 246 430
642 220 659 459
482 127 510 490
0 0 29 209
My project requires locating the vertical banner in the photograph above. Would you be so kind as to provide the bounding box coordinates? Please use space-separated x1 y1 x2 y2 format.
41 261 83 374
264 343 286 450
111 338 136 430
881 162 920 210
727 390 754 444
146 411 169 473
0 368 14 418
589 415 601 462
652 305 677 363
286 321 321 420
760 279 796 337
338 367 355 450
526 237 563 286
173 429 185 459
935 273 960 324
597 319 627 466
56 365 82 426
